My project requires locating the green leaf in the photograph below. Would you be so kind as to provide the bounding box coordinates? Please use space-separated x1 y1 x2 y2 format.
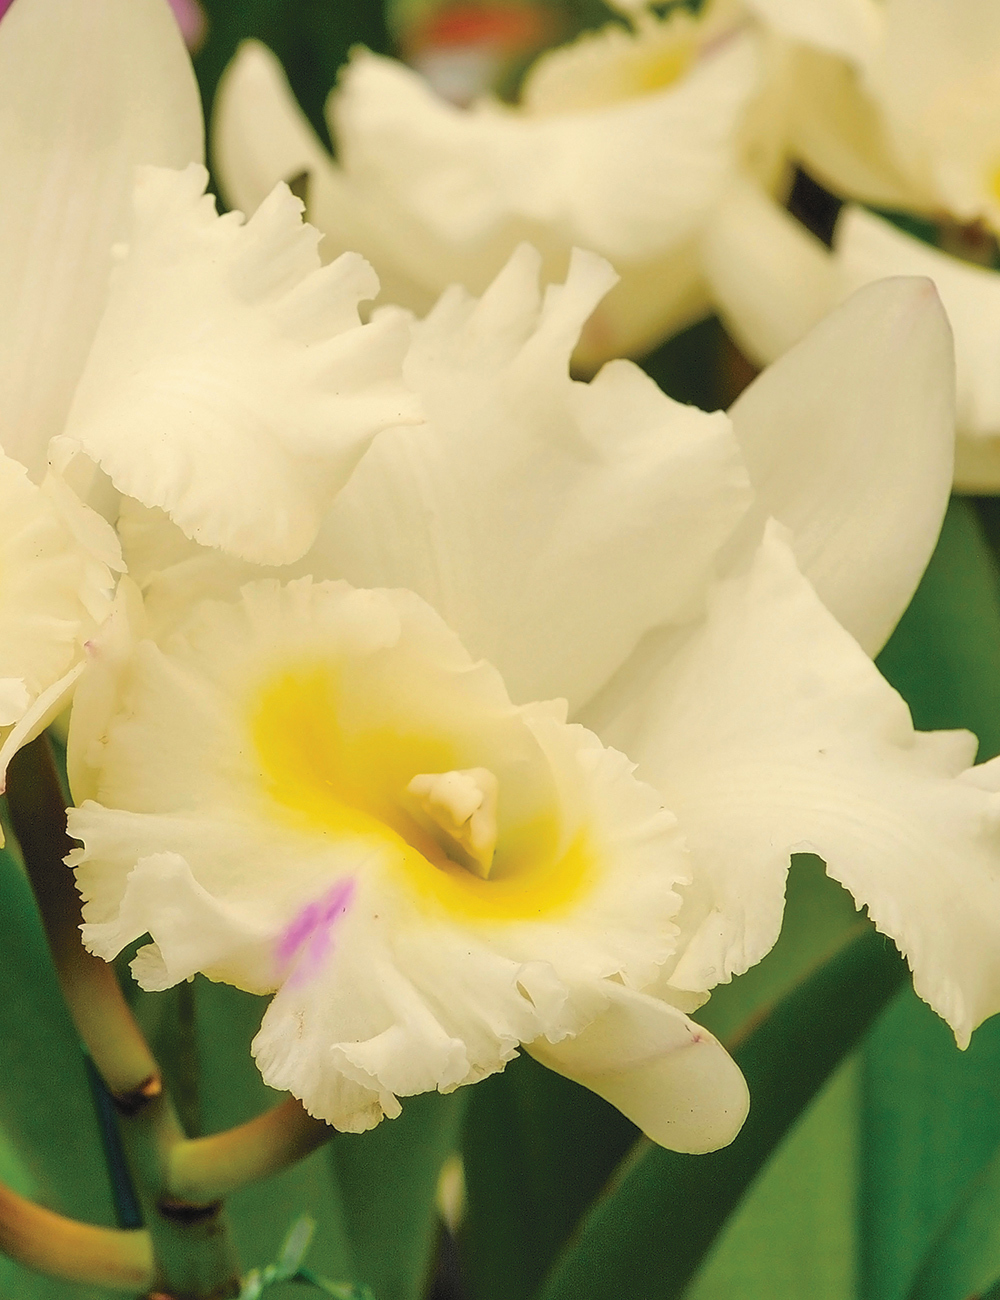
459 1053 638 1300
330 1089 468 1300
683 1058 859 1300
193 980 355 1300
857 495 1000 1300
905 1112 1000 1300
536 925 906 1300
876 496 1000 762
859 992 1000 1300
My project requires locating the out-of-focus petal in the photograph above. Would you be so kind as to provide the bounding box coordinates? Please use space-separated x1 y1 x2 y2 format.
0 0 202 478
60 165 419 565
786 46 931 211
333 35 758 263
727 276 954 655
589 527 1000 1048
744 0 882 67
308 246 750 711
701 175 839 366
529 982 748 1153
836 206 1000 454
212 40 341 228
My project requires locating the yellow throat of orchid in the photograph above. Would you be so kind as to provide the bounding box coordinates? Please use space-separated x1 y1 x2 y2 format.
250 664 594 920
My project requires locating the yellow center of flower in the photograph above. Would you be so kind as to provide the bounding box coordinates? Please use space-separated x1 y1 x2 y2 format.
250 666 593 920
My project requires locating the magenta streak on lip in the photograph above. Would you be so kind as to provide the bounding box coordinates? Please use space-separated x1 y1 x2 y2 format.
277 877 355 986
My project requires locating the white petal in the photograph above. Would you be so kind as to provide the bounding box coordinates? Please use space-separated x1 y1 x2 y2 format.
529 982 748 1153
785 47 932 212
744 0 883 67
0 0 202 479
836 207 1000 451
212 40 341 227
701 176 839 369
727 276 954 656
60 165 420 564
590 527 1000 1048
308 246 750 710
333 34 758 262
69 576 692 1131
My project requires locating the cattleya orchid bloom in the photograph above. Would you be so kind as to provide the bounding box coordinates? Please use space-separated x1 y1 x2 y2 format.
704 0 1000 488
0 0 417 784
211 0 769 369
63 242 1000 1149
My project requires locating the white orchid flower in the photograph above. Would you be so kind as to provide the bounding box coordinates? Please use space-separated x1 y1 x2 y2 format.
211 1 765 369
64 247 1000 1150
745 0 1000 227
701 176 1000 489
0 0 420 783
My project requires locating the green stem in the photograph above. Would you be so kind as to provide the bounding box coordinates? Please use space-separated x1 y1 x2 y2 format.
6 735 241 1299
169 1099 331 1204
0 1178 153 1292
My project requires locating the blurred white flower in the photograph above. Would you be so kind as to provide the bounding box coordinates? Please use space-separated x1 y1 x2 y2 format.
212 1 768 368
746 0 1000 226
65 247 1000 1147
705 0 1000 488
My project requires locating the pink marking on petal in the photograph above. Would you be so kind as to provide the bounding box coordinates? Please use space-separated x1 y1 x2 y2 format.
276 878 355 986
0 0 16 19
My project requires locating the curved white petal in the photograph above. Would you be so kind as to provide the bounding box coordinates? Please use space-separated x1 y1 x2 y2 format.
744 0 883 68
589 527 1000 1048
785 47 932 212
528 982 748 1153
333 34 758 263
727 275 954 656
0 0 202 479
307 246 751 710
69 577 692 1132
60 165 420 565
836 207 1000 454
212 40 341 226
702 176 839 368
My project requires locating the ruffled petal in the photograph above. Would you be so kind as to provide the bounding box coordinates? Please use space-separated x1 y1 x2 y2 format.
589 526 1000 1048
307 246 751 710
529 982 749 1153
59 165 420 565
727 275 954 656
0 453 117 786
69 576 693 1131
0 0 202 478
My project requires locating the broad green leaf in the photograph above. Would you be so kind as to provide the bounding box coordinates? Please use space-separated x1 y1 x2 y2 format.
876 496 1000 762
331 1089 468 1300
684 1058 859 1300
193 980 355 1300
859 992 1000 1300
536 926 906 1300
905 1111 1000 1300
459 1053 638 1300
856 495 1000 1300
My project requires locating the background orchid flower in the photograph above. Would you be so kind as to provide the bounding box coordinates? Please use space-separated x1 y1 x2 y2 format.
210 0 768 370
703 0 1000 489
63 245 1000 1157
